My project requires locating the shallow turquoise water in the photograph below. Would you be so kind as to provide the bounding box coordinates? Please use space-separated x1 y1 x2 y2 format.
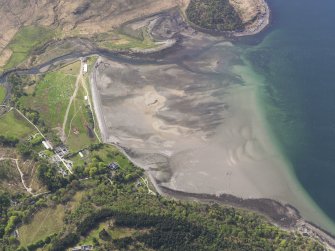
242 0 335 230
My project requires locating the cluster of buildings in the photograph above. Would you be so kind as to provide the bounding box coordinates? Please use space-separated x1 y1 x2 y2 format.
37 138 121 177
38 141 73 175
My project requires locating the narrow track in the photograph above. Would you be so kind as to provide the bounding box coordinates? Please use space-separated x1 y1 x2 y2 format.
61 60 83 142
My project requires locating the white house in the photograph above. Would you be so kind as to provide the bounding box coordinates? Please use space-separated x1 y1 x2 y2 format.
42 140 53 150
83 63 88 73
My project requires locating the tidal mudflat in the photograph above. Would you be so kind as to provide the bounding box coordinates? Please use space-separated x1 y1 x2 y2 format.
90 9 335 235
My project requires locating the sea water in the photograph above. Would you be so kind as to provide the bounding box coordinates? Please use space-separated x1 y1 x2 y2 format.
240 0 335 233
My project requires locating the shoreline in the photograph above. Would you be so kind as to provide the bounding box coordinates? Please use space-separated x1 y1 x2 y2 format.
104 137 335 250
158 185 335 250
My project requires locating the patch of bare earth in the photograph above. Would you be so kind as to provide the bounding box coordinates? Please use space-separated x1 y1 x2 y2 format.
0 49 12 67
229 0 269 35
0 147 46 194
229 0 261 24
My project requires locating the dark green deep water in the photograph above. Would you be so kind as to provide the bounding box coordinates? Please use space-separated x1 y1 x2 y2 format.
244 0 335 229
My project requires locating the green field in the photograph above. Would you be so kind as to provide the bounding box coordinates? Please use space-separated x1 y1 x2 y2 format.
64 60 98 151
4 26 56 70
65 81 98 152
79 221 137 246
97 30 156 51
18 205 65 247
58 61 82 74
20 71 76 128
19 60 98 151
71 145 131 170
0 110 35 138
0 85 6 103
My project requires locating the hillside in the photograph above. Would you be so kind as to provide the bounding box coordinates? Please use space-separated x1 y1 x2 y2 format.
0 0 268 70
0 0 189 68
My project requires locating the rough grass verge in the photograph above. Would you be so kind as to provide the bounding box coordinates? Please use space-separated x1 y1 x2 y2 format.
5 26 56 70
18 205 65 247
0 110 35 138
0 85 6 103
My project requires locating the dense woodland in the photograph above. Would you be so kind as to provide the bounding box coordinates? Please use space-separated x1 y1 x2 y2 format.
0 73 327 251
186 0 243 31
0 157 326 250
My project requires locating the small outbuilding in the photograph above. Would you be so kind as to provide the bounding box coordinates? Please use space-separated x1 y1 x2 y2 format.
83 63 88 73
108 162 120 170
72 245 94 251
42 140 53 150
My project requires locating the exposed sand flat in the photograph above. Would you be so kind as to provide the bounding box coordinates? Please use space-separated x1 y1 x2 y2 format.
92 36 335 233
87 6 335 234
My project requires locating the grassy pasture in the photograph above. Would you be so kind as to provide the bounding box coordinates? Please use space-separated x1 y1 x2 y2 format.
18 205 65 247
58 61 82 75
19 60 98 151
0 110 35 138
63 60 98 151
0 85 6 103
79 221 137 246
97 31 156 51
20 71 76 128
66 80 98 152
